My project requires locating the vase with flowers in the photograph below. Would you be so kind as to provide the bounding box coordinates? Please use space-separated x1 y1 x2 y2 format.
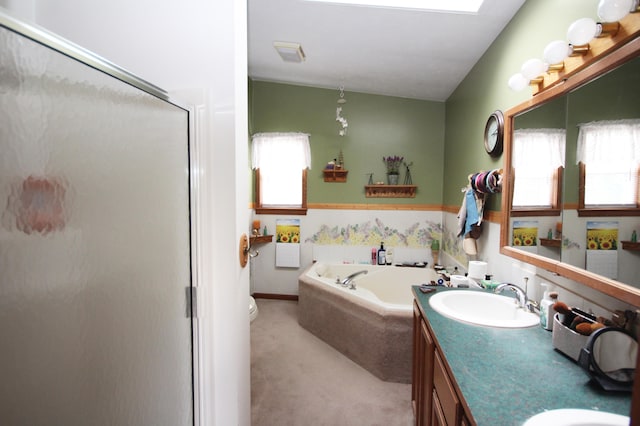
383 155 403 185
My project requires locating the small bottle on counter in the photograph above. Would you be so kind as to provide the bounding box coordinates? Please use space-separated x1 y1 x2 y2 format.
539 284 557 331
371 247 377 265
632 230 637 243
386 248 394 265
377 242 386 266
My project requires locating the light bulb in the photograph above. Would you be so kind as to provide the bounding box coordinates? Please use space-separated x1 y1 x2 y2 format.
597 0 633 22
567 18 598 45
544 40 572 64
508 73 528 92
521 58 549 80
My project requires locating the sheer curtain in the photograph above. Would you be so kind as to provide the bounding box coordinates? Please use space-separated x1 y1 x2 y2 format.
577 119 640 206
251 132 311 170
512 129 566 207
251 132 311 206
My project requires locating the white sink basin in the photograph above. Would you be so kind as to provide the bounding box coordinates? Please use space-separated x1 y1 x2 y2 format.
523 408 629 426
428 290 539 328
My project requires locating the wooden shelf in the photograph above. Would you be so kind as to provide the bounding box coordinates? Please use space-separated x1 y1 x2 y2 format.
323 169 348 182
540 238 561 248
621 241 640 251
365 185 417 198
250 235 273 245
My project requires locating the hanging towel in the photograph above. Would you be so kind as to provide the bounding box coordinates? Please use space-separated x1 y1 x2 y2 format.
456 191 468 237
464 188 479 236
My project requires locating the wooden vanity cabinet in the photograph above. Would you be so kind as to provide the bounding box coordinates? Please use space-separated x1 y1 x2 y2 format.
412 301 474 426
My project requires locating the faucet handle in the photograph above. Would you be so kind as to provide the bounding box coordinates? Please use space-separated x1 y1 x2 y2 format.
526 300 540 313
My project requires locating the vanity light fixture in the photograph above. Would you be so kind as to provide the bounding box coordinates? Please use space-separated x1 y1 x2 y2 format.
273 41 306 63
544 40 573 66
507 1 640 92
567 17 620 47
598 0 639 22
520 58 549 80
507 73 529 92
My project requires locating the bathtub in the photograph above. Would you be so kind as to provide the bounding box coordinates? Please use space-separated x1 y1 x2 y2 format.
298 262 439 383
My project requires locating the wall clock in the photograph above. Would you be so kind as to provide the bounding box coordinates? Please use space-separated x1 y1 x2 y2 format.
484 110 504 157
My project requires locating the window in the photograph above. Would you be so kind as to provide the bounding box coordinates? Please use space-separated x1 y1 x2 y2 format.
577 120 640 216
251 132 311 215
511 129 565 216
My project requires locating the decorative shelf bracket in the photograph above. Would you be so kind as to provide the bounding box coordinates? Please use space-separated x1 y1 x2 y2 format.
323 169 348 182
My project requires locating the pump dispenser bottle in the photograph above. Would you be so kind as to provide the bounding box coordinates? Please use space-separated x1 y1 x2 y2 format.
539 283 557 331
377 242 386 266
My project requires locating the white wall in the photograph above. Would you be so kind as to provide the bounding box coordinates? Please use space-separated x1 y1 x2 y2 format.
0 1 250 424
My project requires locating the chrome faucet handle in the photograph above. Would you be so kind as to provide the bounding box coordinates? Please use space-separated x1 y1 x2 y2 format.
525 299 540 313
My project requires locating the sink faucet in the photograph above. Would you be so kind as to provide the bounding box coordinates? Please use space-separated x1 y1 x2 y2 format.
340 270 368 289
494 283 534 312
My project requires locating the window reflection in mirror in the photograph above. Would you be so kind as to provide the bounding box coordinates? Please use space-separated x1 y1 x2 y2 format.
509 96 566 261
563 55 640 287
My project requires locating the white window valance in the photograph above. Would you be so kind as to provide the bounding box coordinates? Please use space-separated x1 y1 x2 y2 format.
576 119 640 165
513 128 566 171
251 132 311 170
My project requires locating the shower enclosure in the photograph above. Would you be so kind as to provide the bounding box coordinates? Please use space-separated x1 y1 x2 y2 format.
0 12 194 425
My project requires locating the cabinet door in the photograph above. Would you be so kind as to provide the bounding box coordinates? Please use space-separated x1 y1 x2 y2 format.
419 319 435 425
434 351 461 426
412 303 422 413
432 390 447 426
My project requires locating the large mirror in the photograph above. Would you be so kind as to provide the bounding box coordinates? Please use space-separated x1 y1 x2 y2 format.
501 32 640 307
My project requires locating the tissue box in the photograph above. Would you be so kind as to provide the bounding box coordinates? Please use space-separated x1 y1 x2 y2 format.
551 313 589 362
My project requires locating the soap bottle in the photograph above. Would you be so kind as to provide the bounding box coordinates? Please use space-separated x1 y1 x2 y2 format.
377 242 386 266
539 284 557 331
386 247 394 265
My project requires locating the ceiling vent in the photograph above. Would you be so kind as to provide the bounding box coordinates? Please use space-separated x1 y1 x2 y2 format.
273 41 306 63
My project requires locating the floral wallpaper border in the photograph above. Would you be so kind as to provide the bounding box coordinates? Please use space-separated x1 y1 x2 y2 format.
305 218 443 248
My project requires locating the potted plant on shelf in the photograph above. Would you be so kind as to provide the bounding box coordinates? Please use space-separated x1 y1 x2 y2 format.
383 155 403 185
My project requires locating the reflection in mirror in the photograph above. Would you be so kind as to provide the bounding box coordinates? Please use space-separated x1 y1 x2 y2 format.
563 56 640 287
509 96 566 261
501 31 640 307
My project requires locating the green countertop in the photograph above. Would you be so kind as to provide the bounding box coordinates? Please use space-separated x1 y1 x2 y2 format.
412 286 631 426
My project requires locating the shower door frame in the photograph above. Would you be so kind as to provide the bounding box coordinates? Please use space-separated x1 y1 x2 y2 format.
0 10 199 425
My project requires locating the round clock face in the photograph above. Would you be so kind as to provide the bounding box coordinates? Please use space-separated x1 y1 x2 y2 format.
484 111 504 157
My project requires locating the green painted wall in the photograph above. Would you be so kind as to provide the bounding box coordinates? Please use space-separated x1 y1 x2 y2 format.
250 0 611 210
444 0 600 211
250 81 445 204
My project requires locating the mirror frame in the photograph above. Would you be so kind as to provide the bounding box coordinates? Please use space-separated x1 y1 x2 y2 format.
501 33 640 308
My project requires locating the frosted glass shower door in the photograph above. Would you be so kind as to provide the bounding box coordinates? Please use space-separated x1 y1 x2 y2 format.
0 16 193 425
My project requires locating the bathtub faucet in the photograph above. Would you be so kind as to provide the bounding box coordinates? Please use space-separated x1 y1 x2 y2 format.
341 270 368 289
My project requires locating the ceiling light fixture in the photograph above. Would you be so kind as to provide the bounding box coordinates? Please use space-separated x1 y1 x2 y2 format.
273 41 306 63
303 0 484 13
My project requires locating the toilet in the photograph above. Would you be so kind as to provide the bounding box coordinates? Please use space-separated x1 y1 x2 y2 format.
249 296 258 322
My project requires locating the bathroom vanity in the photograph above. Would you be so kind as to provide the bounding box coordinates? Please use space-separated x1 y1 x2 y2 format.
411 287 631 426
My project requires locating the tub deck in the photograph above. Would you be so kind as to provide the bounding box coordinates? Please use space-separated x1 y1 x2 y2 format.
298 263 438 383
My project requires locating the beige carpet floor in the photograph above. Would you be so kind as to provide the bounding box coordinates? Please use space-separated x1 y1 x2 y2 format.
250 299 414 426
